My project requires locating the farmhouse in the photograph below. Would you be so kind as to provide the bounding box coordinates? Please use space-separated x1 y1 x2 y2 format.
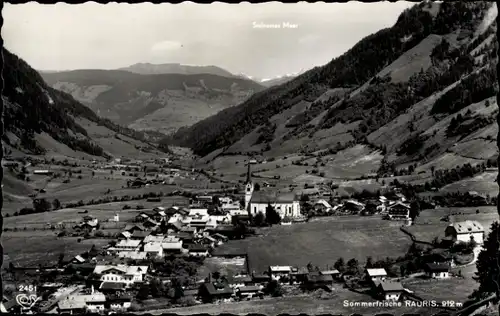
387 202 411 220
228 275 254 289
342 200 365 213
106 294 132 312
199 282 234 303
244 164 301 218
99 282 125 294
375 281 405 301
112 240 141 252
93 265 148 288
445 220 484 244
188 245 210 257
161 236 184 254
365 268 388 283
236 285 262 299
269 266 292 281
424 263 450 279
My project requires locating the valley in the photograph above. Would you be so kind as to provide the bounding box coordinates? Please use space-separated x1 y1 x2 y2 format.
1 1 499 315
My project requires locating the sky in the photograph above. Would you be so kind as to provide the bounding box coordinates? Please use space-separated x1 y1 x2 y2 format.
3 1 415 79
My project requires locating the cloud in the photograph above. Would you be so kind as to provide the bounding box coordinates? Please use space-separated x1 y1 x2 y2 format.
150 40 183 54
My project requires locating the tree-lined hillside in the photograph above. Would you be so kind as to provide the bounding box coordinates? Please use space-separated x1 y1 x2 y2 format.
166 1 494 158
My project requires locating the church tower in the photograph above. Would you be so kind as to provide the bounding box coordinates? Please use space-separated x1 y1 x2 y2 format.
244 162 254 213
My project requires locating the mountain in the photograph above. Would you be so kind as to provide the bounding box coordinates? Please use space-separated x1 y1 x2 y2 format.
166 1 498 176
2 48 168 160
237 72 302 87
41 70 266 135
118 63 236 77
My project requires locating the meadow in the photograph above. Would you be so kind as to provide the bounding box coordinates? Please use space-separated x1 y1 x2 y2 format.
2 233 110 267
213 216 413 273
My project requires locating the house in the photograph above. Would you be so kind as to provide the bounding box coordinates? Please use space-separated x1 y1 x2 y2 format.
93 265 149 288
424 263 450 279
162 236 184 255
321 269 341 279
304 273 334 290
445 220 484 245
365 268 388 283
252 272 271 285
84 293 107 313
236 285 262 299
112 239 141 252
131 231 151 240
181 226 198 235
314 199 332 212
228 275 254 289
198 282 234 303
343 200 365 213
117 251 148 260
290 267 309 284
269 266 292 281
123 224 145 233
135 212 151 223
387 202 411 220
375 281 405 301
188 245 210 257
143 218 159 229
189 208 209 217
99 282 125 294
118 231 132 240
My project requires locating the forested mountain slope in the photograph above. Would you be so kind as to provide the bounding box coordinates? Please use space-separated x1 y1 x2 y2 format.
2 48 167 159
166 1 497 168
41 69 265 135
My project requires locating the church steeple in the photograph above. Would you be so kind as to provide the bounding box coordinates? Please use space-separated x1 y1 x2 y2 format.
246 162 252 184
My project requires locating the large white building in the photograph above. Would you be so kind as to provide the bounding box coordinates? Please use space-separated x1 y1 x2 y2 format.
244 163 301 218
445 220 484 245
93 265 149 288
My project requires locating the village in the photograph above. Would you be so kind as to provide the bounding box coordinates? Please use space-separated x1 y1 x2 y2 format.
1 156 489 315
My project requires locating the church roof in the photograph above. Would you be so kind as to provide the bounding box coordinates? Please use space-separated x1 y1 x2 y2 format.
250 191 296 204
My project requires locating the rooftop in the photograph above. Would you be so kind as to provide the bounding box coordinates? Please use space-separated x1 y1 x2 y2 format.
424 263 450 272
378 281 404 292
366 268 388 277
449 220 484 234
250 191 297 204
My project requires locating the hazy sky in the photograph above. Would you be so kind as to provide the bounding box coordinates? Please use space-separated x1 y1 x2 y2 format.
3 1 415 79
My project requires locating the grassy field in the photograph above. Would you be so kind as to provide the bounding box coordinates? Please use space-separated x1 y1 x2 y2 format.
3 196 189 229
2 233 109 267
214 216 412 273
441 170 498 196
403 277 476 304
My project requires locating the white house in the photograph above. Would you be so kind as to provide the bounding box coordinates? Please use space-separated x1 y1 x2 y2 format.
387 202 411 220
445 220 484 245
93 265 148 288
111 239 141 252
143 242 164 258
162 236 184 254
117 251 148 260
424 263 450 279
366 268 388 282
269 266 292 281
189 208 209 217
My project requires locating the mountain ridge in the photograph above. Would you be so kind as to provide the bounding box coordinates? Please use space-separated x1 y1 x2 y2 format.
164 1 497 173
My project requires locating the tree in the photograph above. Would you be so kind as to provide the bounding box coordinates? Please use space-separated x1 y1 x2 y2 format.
136 284 150 300
265 203 281 225
171 278 184 302
252 212 266 227
365 256 374 269
409 201 421 221
347 258 360 275
150 278 165 298
334 257 345 273
52 199 61 210
264 280 283 297
254 183 261 192
33 198 51 213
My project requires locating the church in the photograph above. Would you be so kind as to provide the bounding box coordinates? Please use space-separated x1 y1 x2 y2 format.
244 163 301 219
